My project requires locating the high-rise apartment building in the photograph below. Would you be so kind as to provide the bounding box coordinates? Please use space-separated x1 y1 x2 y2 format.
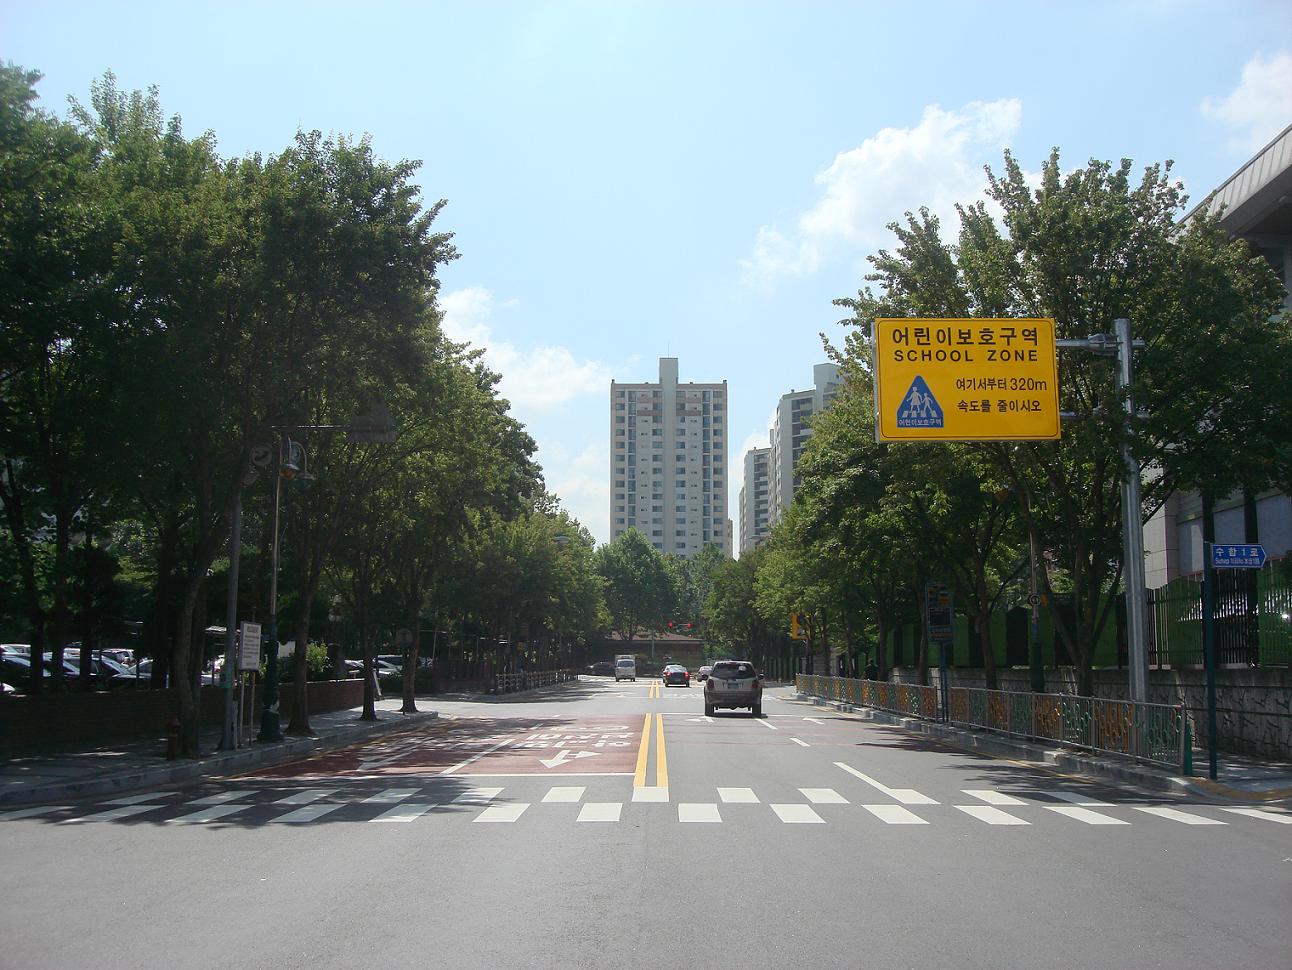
739 448 770 554
739 363 840 552
610 358 729 558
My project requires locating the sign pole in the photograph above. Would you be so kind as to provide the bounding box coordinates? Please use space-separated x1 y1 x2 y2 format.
1203 542 1218 781
219 490 242 751
1116 318 1150 703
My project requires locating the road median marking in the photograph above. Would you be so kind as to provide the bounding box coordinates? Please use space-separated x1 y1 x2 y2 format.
633 713 652 788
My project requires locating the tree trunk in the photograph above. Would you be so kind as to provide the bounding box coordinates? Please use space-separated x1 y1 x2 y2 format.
171 574 204 757
876 615 889 680
978 611 998 690
360 631 378 721
287 603 314 736
402 623 420 714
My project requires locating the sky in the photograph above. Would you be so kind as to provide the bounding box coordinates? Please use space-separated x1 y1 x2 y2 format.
5 0 1290 546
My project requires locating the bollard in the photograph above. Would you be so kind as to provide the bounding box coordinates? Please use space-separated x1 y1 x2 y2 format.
166 714 180 760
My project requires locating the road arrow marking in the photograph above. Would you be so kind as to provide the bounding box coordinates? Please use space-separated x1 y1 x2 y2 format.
540 749 600 768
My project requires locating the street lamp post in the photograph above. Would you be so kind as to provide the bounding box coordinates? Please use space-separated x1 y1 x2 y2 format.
257 436 287 743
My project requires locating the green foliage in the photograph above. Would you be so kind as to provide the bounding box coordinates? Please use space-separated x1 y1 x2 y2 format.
597 530 676 639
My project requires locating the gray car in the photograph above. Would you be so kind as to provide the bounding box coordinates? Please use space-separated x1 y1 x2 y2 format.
704 660 762 717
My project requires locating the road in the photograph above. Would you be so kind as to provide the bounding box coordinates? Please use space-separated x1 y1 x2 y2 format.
3 678 1290 969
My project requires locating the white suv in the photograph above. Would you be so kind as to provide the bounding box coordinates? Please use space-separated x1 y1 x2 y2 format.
704 660 762 717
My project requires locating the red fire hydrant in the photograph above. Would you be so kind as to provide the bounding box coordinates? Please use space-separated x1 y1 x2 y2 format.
166 714 180 760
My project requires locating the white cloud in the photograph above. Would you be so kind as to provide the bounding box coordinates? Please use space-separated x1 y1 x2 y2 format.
439 287 613 410
740 99 1023 289
543 442 610 543
1200 52 1292 153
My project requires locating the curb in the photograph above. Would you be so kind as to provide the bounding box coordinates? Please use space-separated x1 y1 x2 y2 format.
0 709 438 808
793 693 1286 804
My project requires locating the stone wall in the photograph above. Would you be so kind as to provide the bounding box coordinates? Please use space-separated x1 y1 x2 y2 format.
890 666 1291 760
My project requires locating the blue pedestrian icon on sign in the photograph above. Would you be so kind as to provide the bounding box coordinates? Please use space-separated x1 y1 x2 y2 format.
896 376 944 429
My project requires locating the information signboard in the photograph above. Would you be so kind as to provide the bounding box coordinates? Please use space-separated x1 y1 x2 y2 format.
1209 544 1266 569
873 318 1061 442
238 621 263 671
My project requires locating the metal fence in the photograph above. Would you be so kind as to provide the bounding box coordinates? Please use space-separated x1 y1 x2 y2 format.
795 675 939 721
948 687 1186 770
494 670 579 694
795 675 1187 772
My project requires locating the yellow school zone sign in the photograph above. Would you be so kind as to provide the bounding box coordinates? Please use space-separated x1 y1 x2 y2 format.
873 318 1061 442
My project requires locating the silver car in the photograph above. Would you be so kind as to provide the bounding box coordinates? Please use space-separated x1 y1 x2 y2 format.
704 660 762 717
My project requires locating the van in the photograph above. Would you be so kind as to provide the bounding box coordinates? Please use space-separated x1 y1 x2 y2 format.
614 655 637 682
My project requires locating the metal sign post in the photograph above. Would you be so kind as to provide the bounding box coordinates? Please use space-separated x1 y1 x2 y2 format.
926 584 954 722
1203 542 1266 780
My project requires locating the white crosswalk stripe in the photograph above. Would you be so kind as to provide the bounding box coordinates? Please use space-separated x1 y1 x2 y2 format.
274 789 337 806
188 792 249 806
962 789 1027 806
955 805 1029 825
1221 808 1292 825
1046 806 1128 825
718 788 759 803
862 805 928 825
452 788 503 805
361 789 420 804
800 788 848 804
1132 806 1226 825
771 804 825 824
170 804 249 824
632 787 669 802
542 787 586 803
274 803 343 823
104 794 164 805
1043 791 1113 807
577 803 621 822
62 804 159 823
678 803 721 822
475 803 530 823
374 802 436 822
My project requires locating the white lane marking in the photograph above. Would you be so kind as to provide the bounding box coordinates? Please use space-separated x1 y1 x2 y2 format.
1 805 68 821
187 792 248 806
577 803 622 822
542 787 586 803
790 737 810 747
362 789 420 804
1046 806 1128 825
803 718 825 725
170 804 249 824
632 787 670 802
679 803 722 823
62 805 159 824
375 802 436 822
834 763 939 805
274 804 343 823
1043 791 1113 807
955 805 1029 825
758 719 779 730
862 805 929 825
962 789 1027 806
718 788 759 804
1133 806 1225 825
800 788 848 804
104 793 164 805
274 789 338 806
771 804 825 824
474 803 530 823
452 787 504 805
1222 808 1292 825
440 737 515 775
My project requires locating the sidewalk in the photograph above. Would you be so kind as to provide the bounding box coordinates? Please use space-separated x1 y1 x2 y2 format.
789 690 1292 804
0 697 439 808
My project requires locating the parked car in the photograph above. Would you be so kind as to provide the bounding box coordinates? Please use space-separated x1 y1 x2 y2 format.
704 660 762 717
376 654 405 673
662 664 690 687
695 665 713 682
588 660 615 677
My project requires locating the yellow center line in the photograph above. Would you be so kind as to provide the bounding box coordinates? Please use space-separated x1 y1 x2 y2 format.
633 713 652 787
654 710 668 789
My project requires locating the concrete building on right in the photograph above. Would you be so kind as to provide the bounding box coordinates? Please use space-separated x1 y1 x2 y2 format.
1144 123 1292 587
740 362 841 552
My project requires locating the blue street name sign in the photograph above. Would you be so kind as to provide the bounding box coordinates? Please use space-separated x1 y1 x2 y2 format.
1209 543 1266 569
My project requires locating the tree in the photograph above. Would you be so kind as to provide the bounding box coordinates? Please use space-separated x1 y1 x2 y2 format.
597 530 675 642
837 150 1290 693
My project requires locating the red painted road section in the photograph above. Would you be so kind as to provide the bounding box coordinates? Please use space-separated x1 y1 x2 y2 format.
251 716 641 779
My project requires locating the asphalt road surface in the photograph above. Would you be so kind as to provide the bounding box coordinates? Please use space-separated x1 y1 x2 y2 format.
4 678 1290 969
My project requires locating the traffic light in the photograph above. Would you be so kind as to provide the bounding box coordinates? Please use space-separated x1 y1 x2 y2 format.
667 620 674 630
790 613 809 640
686 622 694 631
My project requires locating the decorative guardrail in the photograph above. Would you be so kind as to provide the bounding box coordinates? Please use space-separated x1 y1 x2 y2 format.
493 669 579 694
795 675 1188 772
948 687 1186 771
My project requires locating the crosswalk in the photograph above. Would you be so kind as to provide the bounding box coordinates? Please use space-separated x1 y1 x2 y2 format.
5 781 1290 831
